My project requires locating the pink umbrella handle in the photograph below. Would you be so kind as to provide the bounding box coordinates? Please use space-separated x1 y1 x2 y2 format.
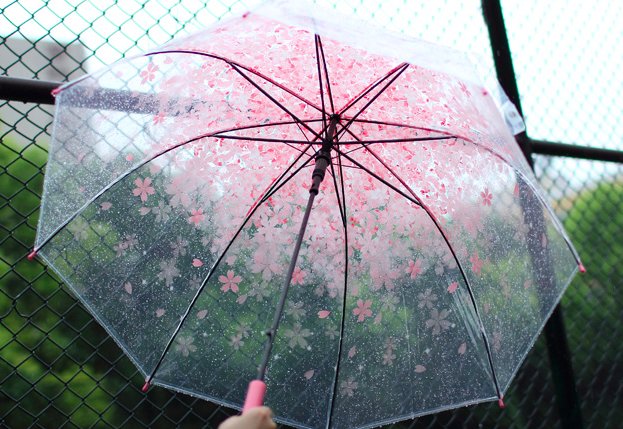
242 380 266 414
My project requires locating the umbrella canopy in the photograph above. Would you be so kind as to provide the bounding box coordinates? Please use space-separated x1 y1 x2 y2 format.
31 1 583 427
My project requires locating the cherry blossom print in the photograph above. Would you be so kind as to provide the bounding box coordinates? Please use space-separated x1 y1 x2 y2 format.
382 337 397 366
339 378 358 397
470 252 484 275
458 342 467 355
481 188 493 206
219 270 241 293
125 153 134 162
155 308 165 318
68 218 89 240
291 267 306 285
175 336 196 357
100 202 112 211
171 237 189 257
158 259 180 288
492 331 502 352
426 308 452 335
318 310 331 319
140 62 158 84
196 309 208 319
247 282 271 303
286 301 306 319
304 370 315 380
132 177 155 202
353 299 373 322
447 282 459 293
188 208 205 226
405 258 423 279
114 234 138 257
284 323 311 349
192 258 203 267
123 282 132 295
415 365 427 373
418 289 438 309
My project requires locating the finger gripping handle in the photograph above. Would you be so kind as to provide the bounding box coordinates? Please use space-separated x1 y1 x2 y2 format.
242 380 266 414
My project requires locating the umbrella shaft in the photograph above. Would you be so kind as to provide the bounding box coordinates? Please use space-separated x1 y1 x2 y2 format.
257 143 334 380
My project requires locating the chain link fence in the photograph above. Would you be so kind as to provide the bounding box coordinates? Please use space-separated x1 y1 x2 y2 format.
1 1 621 428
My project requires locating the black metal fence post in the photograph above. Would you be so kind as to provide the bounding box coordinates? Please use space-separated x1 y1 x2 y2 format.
482 2 584 428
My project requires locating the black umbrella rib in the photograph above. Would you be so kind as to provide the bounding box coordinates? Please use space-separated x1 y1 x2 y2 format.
315 35 336 117
333 148 422 208
315 35 329 132
359 144 505 402
337 62 408 119
143 146 318 389
336 64 409 142
227 63 323 142
464 142 583 266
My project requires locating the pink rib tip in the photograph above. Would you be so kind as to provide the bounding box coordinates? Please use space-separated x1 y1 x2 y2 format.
498 397 505 409
141 382 150 393
51 87 61 96
579 264 586 273
27 250 37 261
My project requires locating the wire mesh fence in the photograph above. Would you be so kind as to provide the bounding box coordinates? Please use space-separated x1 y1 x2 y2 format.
1 1 621 428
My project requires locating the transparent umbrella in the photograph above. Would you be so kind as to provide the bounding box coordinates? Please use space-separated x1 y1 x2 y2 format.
30 1 583 427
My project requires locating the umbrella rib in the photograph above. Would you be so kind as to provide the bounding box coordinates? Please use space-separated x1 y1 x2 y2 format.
315 35 336 115
336 64 409 141
228 62 323 142
333 148 422 208
359 143 505 401
337 62 408 118
143 147 319 388
325 150 350 428
153 49 323 113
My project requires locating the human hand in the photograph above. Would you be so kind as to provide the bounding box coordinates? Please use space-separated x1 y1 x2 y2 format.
218 407 276 429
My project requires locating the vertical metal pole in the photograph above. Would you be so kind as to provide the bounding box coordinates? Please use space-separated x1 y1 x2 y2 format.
481 2 584 428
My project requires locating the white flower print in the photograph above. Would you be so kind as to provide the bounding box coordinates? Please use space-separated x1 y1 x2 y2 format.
230 333 244 350
248 282 271 302
158 259 180 288
339 378 358 397
417 288 437 309
152 201 172 223
425 308 452 335
284 323 311 349
380 293 400 312
175 336 196 357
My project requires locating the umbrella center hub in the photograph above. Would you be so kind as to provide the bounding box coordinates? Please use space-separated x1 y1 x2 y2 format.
310 115 339 195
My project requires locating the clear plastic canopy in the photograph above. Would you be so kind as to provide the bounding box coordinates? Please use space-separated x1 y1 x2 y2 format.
35 1 580 427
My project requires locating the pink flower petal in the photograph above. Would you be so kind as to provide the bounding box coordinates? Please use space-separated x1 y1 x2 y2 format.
126 153 134 162
197 309 208 319
415 365 426 373
124 282 132 294
447 282 458 293
100 202 112 211
304 370 315 380
348 346 357 359
318 310 331 319
192 258 203 267
155 308 165 318
458 342 467 355
139 207 151 215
